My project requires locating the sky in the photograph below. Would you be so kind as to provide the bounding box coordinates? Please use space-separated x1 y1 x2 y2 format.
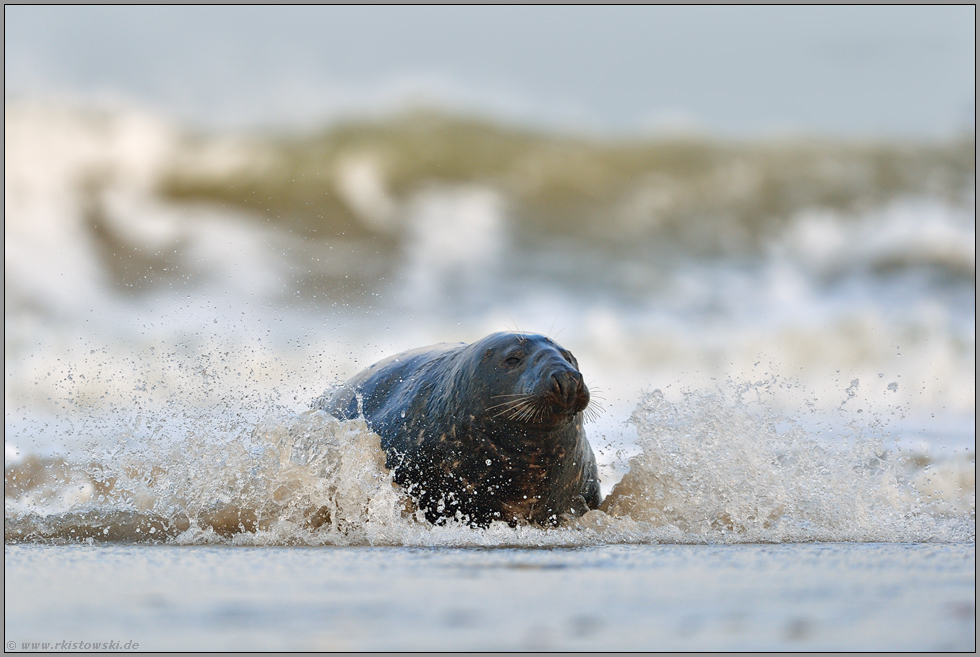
4 5 976 136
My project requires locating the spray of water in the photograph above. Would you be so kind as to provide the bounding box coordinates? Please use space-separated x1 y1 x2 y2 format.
5 380 973 546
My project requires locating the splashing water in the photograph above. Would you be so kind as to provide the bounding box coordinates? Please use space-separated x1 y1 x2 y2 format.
601 387 973 543
5 382 973 547
6 411 405 546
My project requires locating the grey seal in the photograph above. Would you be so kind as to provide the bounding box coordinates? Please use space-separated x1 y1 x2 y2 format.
319 332 601 527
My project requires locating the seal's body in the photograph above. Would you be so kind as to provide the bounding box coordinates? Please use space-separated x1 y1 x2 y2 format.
319 332 601 527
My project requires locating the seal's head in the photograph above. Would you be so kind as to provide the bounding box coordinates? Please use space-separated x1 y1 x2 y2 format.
454 332 590 427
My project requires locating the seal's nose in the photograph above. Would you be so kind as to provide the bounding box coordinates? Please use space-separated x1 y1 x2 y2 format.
551 368 589 413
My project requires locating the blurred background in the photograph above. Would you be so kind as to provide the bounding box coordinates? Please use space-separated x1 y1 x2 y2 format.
4 6 976 479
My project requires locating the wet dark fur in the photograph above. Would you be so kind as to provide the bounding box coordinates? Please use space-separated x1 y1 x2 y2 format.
318 332 602 527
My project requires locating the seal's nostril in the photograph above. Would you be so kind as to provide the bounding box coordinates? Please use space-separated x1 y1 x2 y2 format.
551 374 563 396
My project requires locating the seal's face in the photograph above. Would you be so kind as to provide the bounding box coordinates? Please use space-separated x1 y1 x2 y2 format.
473 333 590 427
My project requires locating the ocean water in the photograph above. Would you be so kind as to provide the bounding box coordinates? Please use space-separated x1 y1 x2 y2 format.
5 543 975 651
4 101 975 649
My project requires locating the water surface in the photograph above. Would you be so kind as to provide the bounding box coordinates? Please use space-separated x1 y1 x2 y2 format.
4 543 974 651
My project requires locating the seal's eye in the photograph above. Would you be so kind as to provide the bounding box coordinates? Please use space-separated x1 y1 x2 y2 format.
504 355 523 367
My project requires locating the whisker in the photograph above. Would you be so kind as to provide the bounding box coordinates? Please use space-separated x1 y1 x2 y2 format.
491 397 537 419
492 403 525 419
518 401 540 422
486 400 521 412
490 408 515 420
486 396 533 411
585 383 606 401
581 398 606 424
489 393 561 424
548 313 560 339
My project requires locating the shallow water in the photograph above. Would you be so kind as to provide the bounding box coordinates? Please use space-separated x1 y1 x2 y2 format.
4 543 975 651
